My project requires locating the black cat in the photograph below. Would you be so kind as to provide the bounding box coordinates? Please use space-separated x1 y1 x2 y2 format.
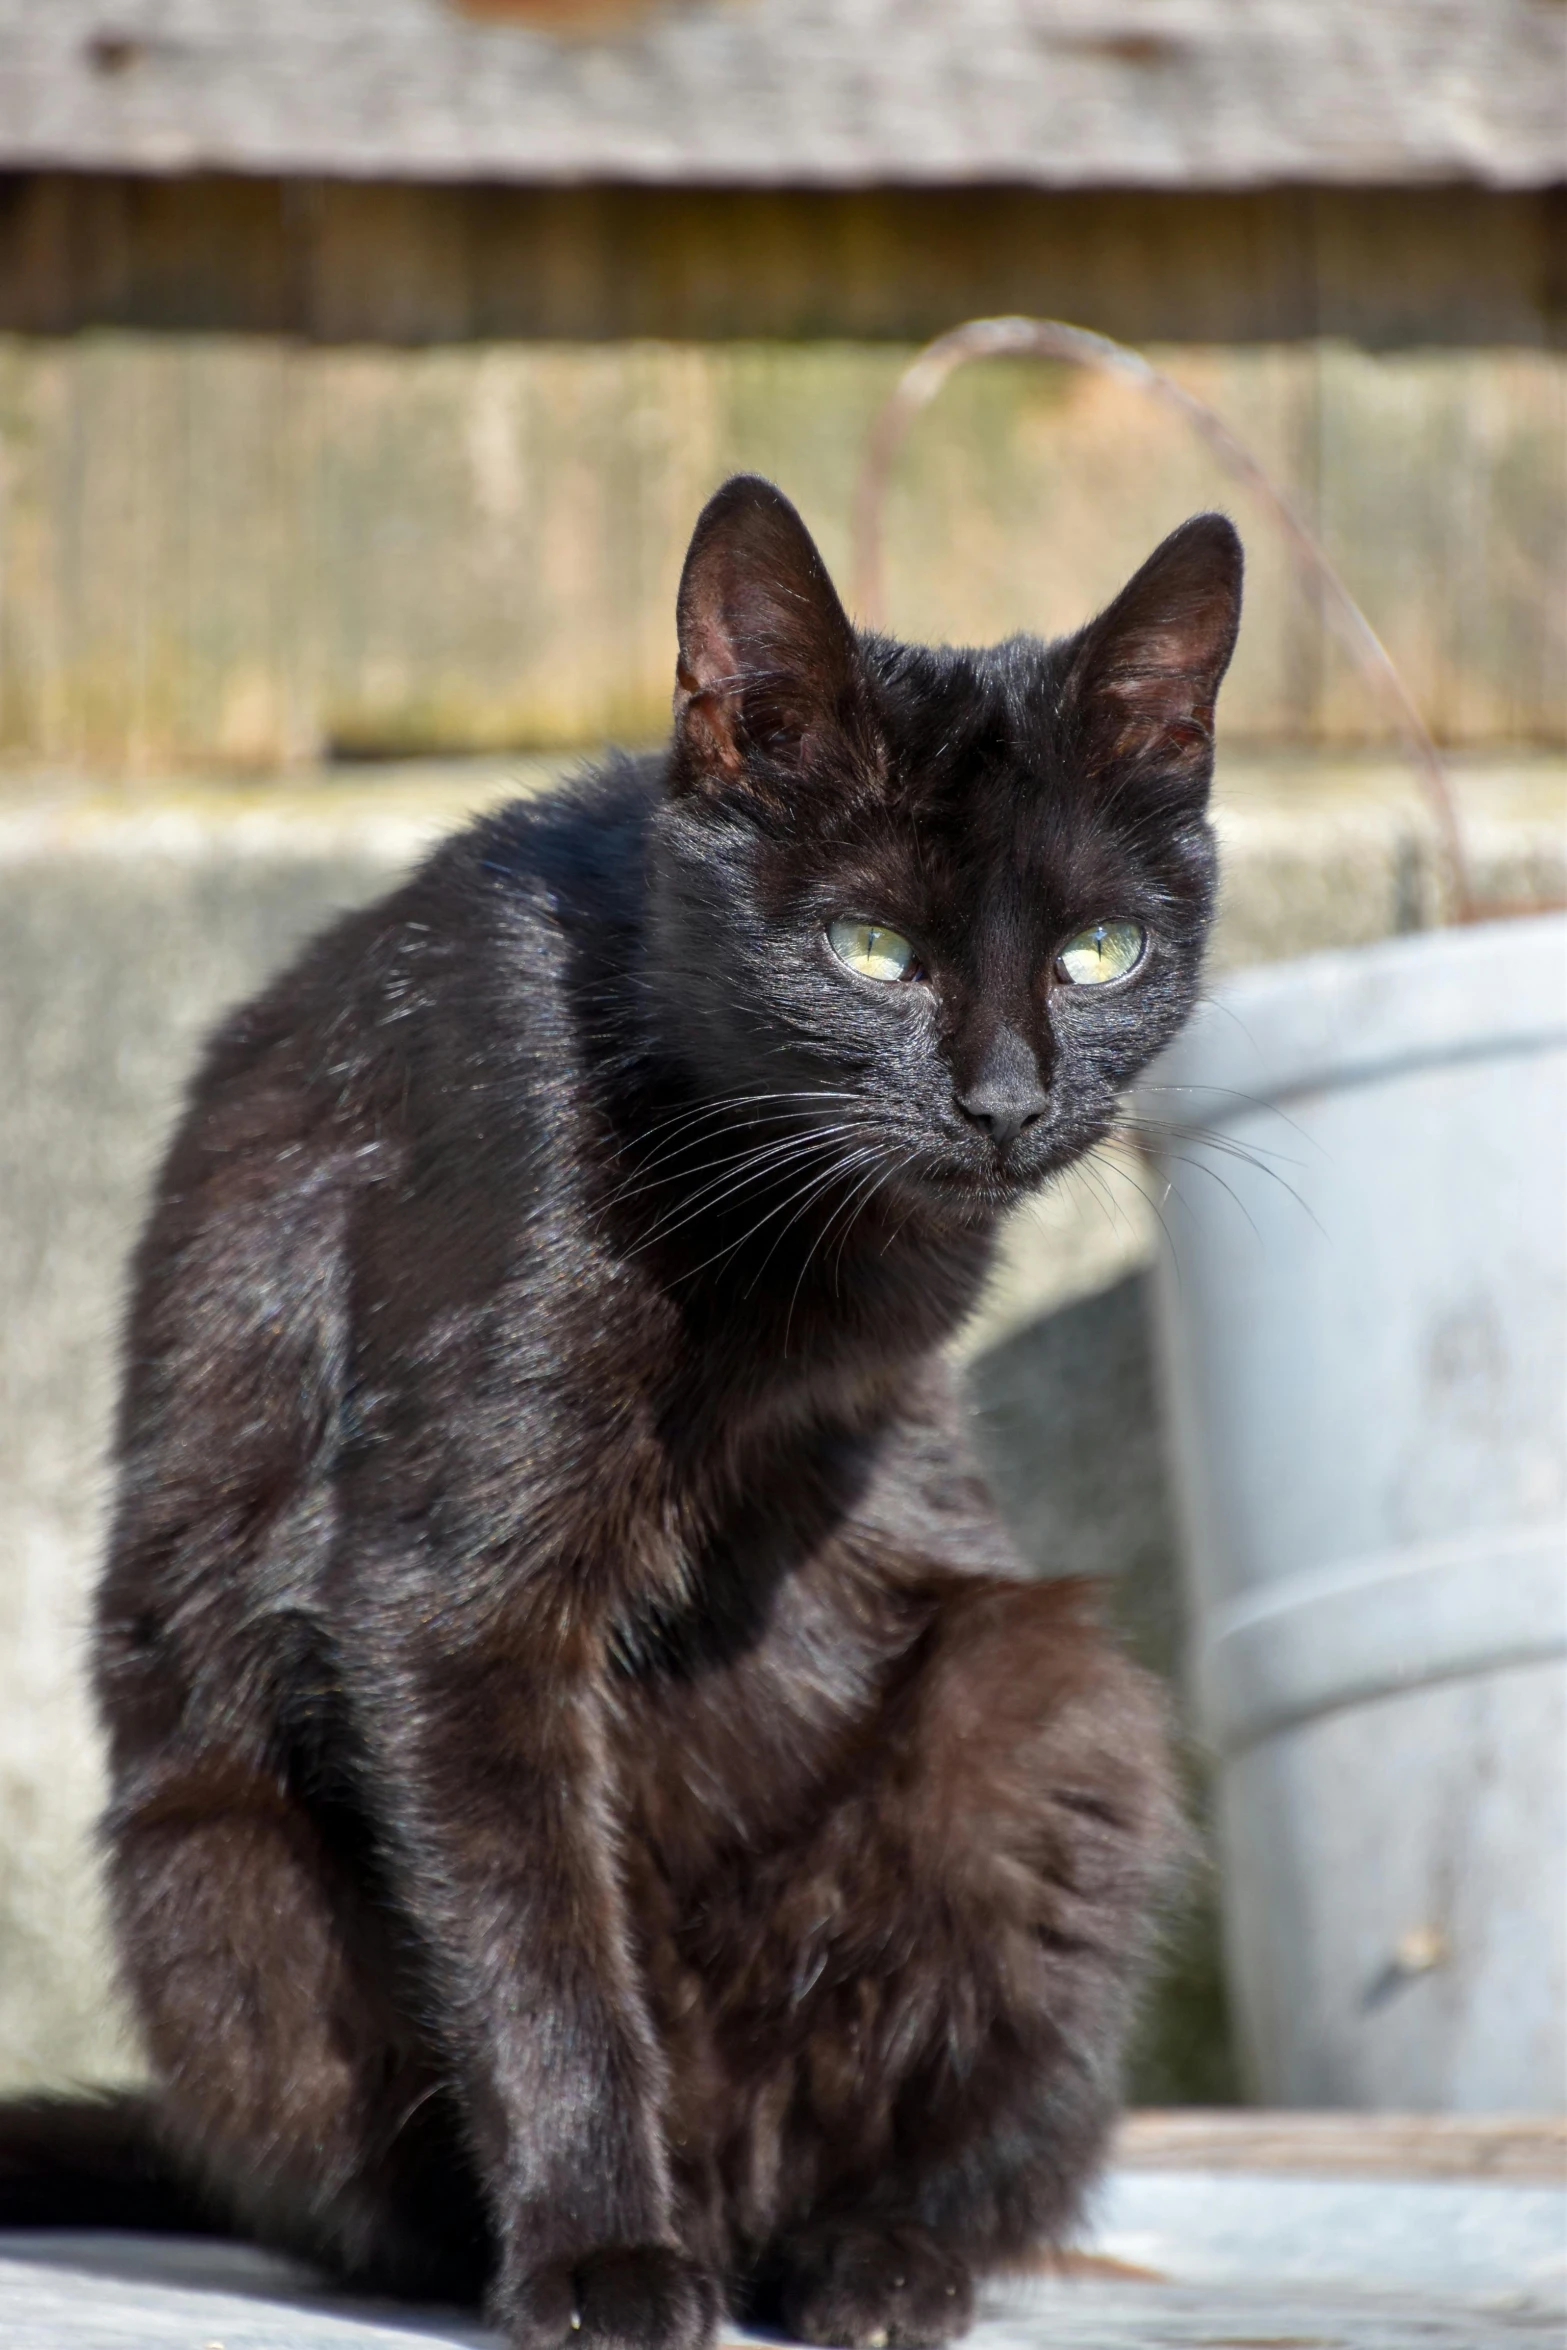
0 476 1241 2350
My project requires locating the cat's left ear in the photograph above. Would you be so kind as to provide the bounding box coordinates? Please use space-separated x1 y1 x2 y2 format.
671 475 874 793
1066 513 1243 801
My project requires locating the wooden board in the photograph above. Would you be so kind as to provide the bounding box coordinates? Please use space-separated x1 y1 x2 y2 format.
1116 2108 1567 2182
1 180 1560 349
1 2247 1562 2349
0 335 1560 772
2 0 1563 189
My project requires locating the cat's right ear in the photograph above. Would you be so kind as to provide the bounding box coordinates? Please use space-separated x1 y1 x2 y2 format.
1065 513 1244 804
671 476 873 795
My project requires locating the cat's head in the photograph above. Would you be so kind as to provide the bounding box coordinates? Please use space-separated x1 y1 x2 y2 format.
648 474 1241 1220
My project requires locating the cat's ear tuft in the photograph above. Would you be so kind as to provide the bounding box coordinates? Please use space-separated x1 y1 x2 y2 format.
1068 514 1243 799
672 475 870 792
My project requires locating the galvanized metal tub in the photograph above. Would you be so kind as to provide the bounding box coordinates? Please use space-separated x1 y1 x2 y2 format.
1140 914 1567 2109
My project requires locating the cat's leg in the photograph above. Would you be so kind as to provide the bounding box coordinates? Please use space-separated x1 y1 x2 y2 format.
105 1761 489 2300
724 1574 1178 2348
347 1622 720 2350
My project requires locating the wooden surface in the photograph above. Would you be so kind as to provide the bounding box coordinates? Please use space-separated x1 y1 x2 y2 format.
0 2258 1560 2350
3 179 1563 348
0 334 1560 771
3 0 1564 189
1117 2108 1567 2182
4 2171 1566 2350
0 2256 1560 2350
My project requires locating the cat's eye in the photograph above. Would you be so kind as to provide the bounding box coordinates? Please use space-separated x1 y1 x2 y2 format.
1056 920 1146 987
827 919 919 983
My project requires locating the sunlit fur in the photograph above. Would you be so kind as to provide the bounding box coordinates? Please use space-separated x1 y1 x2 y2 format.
0 478 1241 2350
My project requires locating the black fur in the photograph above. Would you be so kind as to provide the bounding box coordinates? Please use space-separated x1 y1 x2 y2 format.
1 478 1241 2350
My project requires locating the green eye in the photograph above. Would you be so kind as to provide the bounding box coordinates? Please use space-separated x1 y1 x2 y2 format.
1057 919 1146 986
827 919 919 983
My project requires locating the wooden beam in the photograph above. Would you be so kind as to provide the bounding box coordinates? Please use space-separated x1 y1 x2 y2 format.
0 336 1560 769
1 178 1561 348
3 0 1563 189
1116 2108 1567 2182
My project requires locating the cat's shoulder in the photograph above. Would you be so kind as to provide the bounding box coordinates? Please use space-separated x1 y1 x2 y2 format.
180 755 663 1138
436 750 665 933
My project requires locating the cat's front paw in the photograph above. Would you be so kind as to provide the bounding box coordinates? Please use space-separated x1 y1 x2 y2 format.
767 2223 974 2350
503 2245 721 2350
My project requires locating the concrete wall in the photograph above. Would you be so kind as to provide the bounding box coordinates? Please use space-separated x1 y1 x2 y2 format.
0 782 460 2086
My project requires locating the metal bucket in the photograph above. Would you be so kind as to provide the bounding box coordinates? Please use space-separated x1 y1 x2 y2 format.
1141 915 1567 2109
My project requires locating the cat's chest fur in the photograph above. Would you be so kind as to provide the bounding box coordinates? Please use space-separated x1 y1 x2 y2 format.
333 1004 996 1866
344 1124 981 1642
318 856 995 1652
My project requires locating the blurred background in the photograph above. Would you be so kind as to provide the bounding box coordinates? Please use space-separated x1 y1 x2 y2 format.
0 0 1563 2119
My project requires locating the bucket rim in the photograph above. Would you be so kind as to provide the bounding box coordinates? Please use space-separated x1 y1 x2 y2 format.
1138 913 1566 1125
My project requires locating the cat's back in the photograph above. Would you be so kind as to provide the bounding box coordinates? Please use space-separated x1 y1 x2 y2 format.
147 755 657 1223
100 758 667 1701
112 758 662 1518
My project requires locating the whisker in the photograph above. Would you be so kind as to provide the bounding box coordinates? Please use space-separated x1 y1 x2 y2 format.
1082 1142 1184 1278
828 1144 919 1292
1118 1140 1265 1247
670 1145 891 1288
783 1146 908 1345
604 1086 865 1169
607 1114 874 1216
619 1125 875 1252
742 1142 892 1291
615 1105 880 1194
1131 1080 1323 1151
1105 1125 1323 1234
1113 1113 1309 1171
1066 1150 1141 1252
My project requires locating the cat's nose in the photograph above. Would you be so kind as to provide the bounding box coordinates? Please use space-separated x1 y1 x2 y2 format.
956 1027 1049 1151
959 1088 1048 1150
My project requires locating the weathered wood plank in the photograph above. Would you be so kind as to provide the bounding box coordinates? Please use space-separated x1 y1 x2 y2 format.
1 2238 1563 2350
1 179 1561 349
1116 2108 1567 2182
2 0 1563 189
1313 347 1567 746
0 335 1561 770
